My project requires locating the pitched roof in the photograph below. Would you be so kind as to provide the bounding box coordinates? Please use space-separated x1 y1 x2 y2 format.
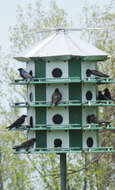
15 30 109 62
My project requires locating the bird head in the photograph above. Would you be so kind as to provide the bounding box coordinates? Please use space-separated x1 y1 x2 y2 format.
18 68 23 72
55 88 59 92
22 115 27 118
104 88 109 92
32 138 36 142
98 91 102 94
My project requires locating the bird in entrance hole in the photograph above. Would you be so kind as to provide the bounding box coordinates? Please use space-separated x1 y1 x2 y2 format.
13 138 36 151
52 88 62 106
6 115 27 130
18 68 32 80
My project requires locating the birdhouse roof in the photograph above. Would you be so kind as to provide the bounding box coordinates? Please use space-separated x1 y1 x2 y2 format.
15 30 109 62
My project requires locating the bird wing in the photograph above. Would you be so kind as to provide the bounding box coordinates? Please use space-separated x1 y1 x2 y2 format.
7 116 25 129
91 70 109 77
13 139 35 150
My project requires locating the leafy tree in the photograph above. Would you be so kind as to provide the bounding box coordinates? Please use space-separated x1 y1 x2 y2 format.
0 0 70 189
80 1 115 189
2 0 115 189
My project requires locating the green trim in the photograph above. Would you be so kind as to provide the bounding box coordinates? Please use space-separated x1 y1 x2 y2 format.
10 78 115 85
69 107 82 125
36 108 46 125
35 60 45 78
36 131 46 148
69 84 81 102
82 55 108 61
69 58 81 78
35 84 46 101
12 101 115 108
69 130 82 148
11 125 115 131
13 147 115 154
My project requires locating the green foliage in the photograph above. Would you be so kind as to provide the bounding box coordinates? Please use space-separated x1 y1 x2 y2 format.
1 0 115 189
0 0 70 189
80 2 115 189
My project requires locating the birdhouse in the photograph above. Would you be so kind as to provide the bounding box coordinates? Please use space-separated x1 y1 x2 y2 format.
13 29 115 153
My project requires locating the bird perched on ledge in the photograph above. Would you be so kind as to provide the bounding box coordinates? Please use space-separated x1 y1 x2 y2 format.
86 69 109 78
52 88 62 106
104 88 115 101
6 115 27 130
18 68 32 80
13 138 36 151
87 114 111 125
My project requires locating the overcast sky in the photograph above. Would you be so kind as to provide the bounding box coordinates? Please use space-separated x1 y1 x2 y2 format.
0 0 113 51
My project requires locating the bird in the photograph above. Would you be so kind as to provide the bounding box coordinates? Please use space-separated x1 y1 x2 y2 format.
13 138 36 151
18 68 32 80
87 114 110 125
6 115 27 130
104 88 115 101
97 91 107 101
52 88 62 106
86 69 109 78
54 139 62 148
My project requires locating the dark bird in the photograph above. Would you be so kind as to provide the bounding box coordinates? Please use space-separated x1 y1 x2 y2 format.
54 139 62 148
87 114 110 125
6 115 27 130
97 91 107 101
13 138 36 151
18 68 32 80
104 88 115 101
52 88 62 106
86 69 109 78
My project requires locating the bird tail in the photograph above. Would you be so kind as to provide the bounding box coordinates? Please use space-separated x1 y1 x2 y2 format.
6 126 11 130
98 120 111 125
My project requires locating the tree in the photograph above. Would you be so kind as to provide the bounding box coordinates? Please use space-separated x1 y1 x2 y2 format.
3 0 115 189
0 0 70 189
80 1 115 189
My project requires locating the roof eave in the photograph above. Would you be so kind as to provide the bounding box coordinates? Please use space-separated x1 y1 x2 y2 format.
14 54 109 63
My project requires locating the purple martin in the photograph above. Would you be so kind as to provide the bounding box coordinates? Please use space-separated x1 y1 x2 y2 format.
18 68 32 80
104 88 115 101
13 138 36 151
97 91 107 101
6 115 27 130
87 114 110 125
52 88 62 106
54 139 62 148
86 69 109 78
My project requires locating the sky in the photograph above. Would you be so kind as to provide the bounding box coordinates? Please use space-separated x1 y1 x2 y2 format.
0 0 113 52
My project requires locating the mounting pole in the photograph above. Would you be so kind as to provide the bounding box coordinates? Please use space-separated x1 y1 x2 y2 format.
60 153 67 190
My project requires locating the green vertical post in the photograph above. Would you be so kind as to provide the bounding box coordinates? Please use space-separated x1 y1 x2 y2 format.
60 153 67 190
